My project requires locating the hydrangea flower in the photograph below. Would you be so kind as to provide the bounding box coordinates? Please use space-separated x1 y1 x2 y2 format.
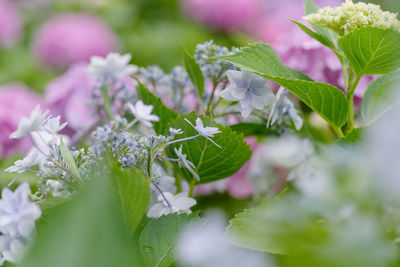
0 84 44 158
88 53 138 81
0 0 22 47
147 192 196 218
0 235 25 264
267 87 303 130
9 105 49 139
304 0 400 35
34 13 117 69
5 150 40 175
184 118 221 148
220 70 274 118
0 183 41 238
174 145 199 181
181 0 262 31
127 101 159 128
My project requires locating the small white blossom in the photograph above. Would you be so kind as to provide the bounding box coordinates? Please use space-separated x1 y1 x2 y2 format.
127 101 159 127
0 183 41 238
174 145 200 181
88 52 138 80
169 127 183 136
184 118 221 148
42 116 67 134
147 192 196 218
267 87 303 130
45 180 70 197
5 150 40 175
220 70 274 118
0 235 25 264
9 105 49 139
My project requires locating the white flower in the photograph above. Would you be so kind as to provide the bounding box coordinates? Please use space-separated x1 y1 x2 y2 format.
42 116 67 134
127 101 159 127
0 183 41 238
267 87 303 130
169 127 183 136
88 52 138 80
45 180 70 197
147 192 196 218
5 150 40 174
0 235 25 264
174 145 200 181
220 70 274 118
184 118 221 148
9 105 49 139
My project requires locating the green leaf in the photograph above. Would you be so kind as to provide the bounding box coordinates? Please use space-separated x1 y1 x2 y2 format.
361 71 400 124
304 0 319 15
59 139 82 181
218 43 348 128
230 122 280 137
166 112 252 183
138 213 200 267
137 81 179 135
337 127 365 146
111 166 150 235
183 46 205 98
226 196 326 255
21 170 142 267
338 27 400 76
291 20 335 50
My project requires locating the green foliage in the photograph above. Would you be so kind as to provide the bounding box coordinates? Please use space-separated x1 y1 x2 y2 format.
361 71 400 124
291 20 335 50
338 27 400 76
166 112 252 183
110 166 150 235
337 127 365 146
21 170 142 267
59 139 82 181
218 43 348 128
227 195 326 255
183 46 205 98
230 122 280 137
138 213 200 267
137 81 179 135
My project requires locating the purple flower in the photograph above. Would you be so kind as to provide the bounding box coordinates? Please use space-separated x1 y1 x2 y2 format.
0 84 44 158
45 64 96 131
181 0 262 31
33 13 117 69
0 0 22 47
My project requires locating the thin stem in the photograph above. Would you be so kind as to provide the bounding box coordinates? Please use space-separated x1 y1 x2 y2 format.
152 182 172 208
346 75 361 132
188 179 196 197
206 82 218 116
165 134 200 146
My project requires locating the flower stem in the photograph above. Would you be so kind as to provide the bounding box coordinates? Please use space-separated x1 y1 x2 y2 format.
346 75 361 132
188 179 196 197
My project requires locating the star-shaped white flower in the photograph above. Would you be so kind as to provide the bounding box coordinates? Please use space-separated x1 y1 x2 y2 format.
174 145 200 181
0 183 41 238
0 234 25 264
220 70 274 118
88 52 138 80
5 150 40 175
267 87 303 130
147 192 196 218
42 116 68 134
184 118 221 148
127 101 159 127
9 105 49 139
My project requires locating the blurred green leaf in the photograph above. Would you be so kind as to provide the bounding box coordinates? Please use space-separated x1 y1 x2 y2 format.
230 122 280 137
166 112 252 183
138 213 200 267
291 20 335 50
59 139 82 181
110 166 150 235
183 46 204 99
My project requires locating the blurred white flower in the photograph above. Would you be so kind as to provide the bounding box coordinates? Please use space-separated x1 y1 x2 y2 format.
174 145 200 181
45 180 70 197
147 192 196 218
5 150 40 174
0 235 25 264
220 70 274 118
42 116 67 134
127 101 159 128
185 118 221 148
9 105 49 139
169 127 183 136
177 213 269 267
0 183 41 238
88 52 138 80
268 87 303 130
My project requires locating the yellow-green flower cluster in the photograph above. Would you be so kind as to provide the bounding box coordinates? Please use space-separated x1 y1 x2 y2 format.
304 0 400 35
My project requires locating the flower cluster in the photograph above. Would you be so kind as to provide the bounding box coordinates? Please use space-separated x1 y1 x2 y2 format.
0 183 41 264
304 0 400 35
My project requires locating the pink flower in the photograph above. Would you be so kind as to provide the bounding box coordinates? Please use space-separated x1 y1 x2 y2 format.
0 84 43 158
181 0 263 31
45 64 96 132
33 13 117 69
0 0 22 47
